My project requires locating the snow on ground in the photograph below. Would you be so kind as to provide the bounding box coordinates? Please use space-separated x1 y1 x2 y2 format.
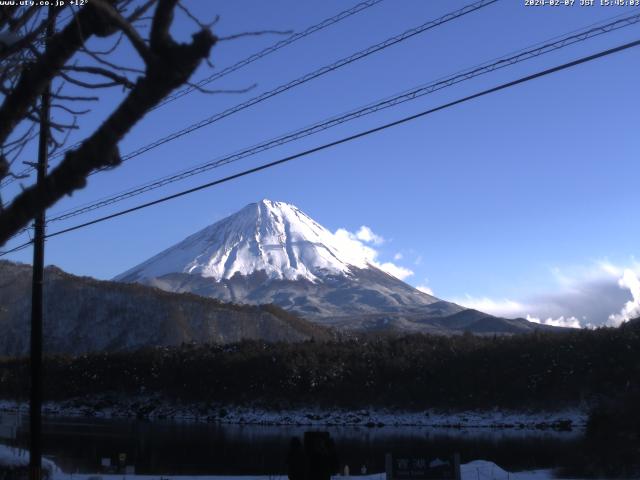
0 444 61 474
0 399 587 431
0 445 554 480
0 444 574 480
3 444 560 480
47 462 556 480
460 460 554 480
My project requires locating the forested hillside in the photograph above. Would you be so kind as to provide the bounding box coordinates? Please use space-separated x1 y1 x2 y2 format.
0 261 333 355
1 320 638 410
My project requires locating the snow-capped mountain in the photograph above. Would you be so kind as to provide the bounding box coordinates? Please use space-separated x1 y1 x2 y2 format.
0 202 565 357
116 199 392 283
114 200 562 335
115 199 450 319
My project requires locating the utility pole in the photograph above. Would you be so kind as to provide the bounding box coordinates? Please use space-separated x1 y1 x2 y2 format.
30 6 54 480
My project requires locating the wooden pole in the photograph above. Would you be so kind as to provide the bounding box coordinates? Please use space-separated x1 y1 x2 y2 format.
29 6 54 480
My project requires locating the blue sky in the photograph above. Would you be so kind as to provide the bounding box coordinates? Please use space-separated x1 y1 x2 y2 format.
2 0 640 327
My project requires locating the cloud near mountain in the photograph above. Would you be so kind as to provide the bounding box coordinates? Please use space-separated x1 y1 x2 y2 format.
332 226 413 280
454 260 640 328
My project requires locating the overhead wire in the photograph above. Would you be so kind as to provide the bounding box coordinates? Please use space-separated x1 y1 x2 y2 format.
3 36 639 256
5 5 640 242
156 0 386 109
2 0 500 244
0 0 386 188
87 0 498 172
38 10 640 226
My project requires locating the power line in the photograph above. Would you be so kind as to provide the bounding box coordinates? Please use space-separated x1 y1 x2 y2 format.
0 241 32 256
39 10 640 226
50 0 498 174
5 6 640 243
72 0 493 178
3 36 638 257
157 0 386 109
0 0 385 188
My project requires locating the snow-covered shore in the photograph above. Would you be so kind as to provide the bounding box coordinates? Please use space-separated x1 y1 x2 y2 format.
0 444 60 476
0 444 555 480
61 461 556 480
0 397 586 430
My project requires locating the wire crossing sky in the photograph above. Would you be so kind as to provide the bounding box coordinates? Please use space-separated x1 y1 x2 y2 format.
2 0 639 328
3 34 639 258
0 0 386 188
30 10 640 229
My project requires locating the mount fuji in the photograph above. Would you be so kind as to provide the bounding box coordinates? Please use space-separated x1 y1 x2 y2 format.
114 200 555 334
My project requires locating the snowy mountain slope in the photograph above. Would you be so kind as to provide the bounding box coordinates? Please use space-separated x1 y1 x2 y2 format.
141 267 459 319
116 199 378 283
114 199 561 334
115 199 445 319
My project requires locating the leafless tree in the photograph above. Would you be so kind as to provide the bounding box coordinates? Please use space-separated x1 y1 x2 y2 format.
0 0 220 246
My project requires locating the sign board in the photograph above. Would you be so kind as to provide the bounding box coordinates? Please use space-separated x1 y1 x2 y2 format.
386 453 460 480
100 458 111 468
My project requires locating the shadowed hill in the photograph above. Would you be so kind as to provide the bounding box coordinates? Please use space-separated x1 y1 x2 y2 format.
0 260 333 356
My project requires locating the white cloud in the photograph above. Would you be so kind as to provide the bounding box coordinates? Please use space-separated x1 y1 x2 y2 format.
332 227 413 281
378 262 414 281
608 269 640 326
355 226 384 245
394 252 403 261
598 261 622 277
416 285 434 295
454 296 528 318
333 228 378 265
526 315 581 329
455 260 640 329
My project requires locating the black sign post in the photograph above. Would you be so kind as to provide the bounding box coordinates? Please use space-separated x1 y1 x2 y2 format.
385 453 461 480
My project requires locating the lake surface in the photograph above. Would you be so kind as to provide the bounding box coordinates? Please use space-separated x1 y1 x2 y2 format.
3 416 589 476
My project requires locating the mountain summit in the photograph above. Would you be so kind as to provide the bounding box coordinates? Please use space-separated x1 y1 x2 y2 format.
115 199 449 320
114 200 559 334
116 199 381 284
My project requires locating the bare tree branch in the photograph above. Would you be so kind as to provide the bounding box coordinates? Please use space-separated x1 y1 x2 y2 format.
0 1 216 245
177 2 218 31
0 15 48 61
0 1 121 146
51 103 91 115
150 0 177 49
126 0 156 23
80 44 145 73
217 30 293 42
51 93 99 102
91 0 152 64
185 81 256 96
62 65 136 88
86 30 124 55
58 70 123 89
7 6 37 32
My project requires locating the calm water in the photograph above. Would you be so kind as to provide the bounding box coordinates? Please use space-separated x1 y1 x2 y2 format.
4 416 588 476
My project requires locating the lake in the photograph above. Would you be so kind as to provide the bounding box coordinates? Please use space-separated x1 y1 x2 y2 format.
5 416 589 476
